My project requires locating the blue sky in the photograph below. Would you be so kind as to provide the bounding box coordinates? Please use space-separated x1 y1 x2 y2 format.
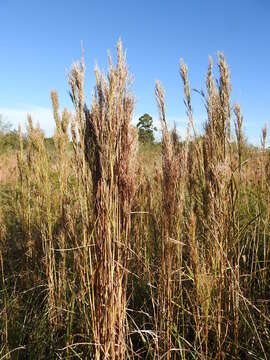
0 0 269 144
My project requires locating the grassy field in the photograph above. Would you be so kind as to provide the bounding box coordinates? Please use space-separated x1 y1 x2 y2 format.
1 41 270 359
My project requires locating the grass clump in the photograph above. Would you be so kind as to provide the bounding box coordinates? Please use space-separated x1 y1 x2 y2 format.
1 41 270 359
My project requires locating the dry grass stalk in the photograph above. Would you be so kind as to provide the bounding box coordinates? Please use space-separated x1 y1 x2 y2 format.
234 102 243 172
68 40 138 359
51 90 71 324
179 54 241 358
155 80 188 359
17 115 57 324
0 208 9 356
2 42 270 360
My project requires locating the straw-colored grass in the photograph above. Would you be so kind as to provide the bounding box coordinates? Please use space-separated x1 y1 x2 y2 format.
1 41 270 359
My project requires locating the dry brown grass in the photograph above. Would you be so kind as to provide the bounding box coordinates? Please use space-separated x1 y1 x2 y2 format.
0 153 17 184
1 42 270 360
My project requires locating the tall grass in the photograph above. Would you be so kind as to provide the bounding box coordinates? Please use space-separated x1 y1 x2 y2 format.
1 41 270 359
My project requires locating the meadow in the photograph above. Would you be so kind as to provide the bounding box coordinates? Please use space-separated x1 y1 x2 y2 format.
0 41 270 359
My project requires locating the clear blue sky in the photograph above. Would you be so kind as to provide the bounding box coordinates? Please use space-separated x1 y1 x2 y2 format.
0 0 269 144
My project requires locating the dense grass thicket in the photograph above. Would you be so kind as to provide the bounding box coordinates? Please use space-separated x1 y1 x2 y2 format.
1 41 270 359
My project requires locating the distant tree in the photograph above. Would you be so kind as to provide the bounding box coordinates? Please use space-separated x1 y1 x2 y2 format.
0 115 21 151
136 113 157 143
44 137 55 152
0 115 12 134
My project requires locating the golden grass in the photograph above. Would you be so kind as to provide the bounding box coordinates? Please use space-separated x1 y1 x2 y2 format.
0 153 17 184
1 41 270 359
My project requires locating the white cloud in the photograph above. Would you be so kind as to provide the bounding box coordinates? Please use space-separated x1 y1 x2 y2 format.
0 105 55 137
0 107 205 142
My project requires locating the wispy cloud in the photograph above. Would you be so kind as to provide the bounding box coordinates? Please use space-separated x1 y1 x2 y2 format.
0 105 55 136
1 106 207 141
